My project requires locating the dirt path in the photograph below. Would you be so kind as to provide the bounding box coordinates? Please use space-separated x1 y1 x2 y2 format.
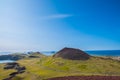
48 76 120 80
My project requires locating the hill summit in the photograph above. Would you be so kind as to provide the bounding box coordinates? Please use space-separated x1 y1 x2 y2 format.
53 47 90 60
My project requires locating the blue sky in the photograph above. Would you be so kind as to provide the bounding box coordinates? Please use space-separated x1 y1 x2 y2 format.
0 0 120 52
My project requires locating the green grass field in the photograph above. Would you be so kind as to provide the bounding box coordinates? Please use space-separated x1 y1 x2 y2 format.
0 56 120 80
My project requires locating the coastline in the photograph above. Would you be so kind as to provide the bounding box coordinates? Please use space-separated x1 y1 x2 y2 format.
0 60 15 64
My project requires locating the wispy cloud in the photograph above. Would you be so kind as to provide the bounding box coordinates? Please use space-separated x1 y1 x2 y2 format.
40 14 73 20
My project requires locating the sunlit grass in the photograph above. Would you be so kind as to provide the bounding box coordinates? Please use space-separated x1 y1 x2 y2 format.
0 56 120 80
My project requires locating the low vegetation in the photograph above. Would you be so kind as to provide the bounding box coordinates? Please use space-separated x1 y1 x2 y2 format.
0 55 120 80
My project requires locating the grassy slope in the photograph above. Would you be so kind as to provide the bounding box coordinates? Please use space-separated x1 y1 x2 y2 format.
0 64 16 79
0 56 120 80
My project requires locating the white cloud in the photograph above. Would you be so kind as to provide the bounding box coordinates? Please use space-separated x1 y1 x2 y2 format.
40 14 73 20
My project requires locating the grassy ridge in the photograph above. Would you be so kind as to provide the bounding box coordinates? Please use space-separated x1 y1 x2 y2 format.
0 56 120 80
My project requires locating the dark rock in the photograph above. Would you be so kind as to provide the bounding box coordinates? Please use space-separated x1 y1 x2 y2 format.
28 52 45 58
9 72 19 76
28 56 40 58
3 62 26 80
3 77 12 80
0 54 27 60
4 65 15 69
20 66 26 70
6 62 18 65
4 62 19 69
14 65 20 70
3 76 13 80
17 66 26 72
19 70 25 73
53 47 90 60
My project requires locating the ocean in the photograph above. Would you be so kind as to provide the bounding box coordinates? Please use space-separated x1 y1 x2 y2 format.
0 50 120 56
43 50 120 56
0 60 15 64
85 50 120 56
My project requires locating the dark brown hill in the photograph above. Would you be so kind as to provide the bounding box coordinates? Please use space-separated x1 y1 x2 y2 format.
53 47 90 60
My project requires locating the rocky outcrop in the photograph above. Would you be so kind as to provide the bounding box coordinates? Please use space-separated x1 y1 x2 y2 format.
3 62 26 80
28 52 45 58
0 52 45 60
28 56 40 58
4 62 19 69
0 54 27 60
53 47 90 60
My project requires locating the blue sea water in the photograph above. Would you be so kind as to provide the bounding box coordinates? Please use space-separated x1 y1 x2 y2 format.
42 50 120 56
0 60 15 64
0 50 120 57
43 50 120 56
85 50 120 56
